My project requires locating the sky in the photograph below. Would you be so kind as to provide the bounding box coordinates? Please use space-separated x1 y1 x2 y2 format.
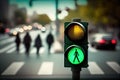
10 0 87 21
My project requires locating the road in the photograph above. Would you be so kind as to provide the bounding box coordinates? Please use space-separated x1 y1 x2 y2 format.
0 29 120 80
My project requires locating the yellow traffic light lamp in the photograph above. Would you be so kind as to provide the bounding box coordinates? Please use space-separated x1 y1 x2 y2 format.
65 22 85 41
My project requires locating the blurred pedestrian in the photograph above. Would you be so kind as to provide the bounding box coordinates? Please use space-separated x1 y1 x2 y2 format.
46 32 54 52
34 34 42 55
15 33 21 52
23 32 32 55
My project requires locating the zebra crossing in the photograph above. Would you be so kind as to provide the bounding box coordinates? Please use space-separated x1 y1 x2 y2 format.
1 61 120 76
0 43 46 55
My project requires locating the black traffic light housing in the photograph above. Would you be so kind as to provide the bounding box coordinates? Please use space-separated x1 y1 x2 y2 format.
64 19 88 68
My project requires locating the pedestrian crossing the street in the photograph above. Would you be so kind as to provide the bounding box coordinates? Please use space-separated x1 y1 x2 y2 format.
1 35 119 55
1 61 120 76
0 36 62 55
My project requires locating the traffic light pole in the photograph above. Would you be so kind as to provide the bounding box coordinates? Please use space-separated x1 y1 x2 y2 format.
71 67 81 80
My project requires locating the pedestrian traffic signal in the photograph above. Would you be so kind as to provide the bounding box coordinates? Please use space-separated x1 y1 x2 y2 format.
64 19 88 68
67 45 84 65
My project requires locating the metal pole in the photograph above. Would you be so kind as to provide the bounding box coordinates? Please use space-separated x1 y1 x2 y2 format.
55 0 59 36
55 0 58 20
71 67 81 80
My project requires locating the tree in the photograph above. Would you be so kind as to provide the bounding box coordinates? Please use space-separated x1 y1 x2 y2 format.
63 0 120 28
87 0 120 27
32 14 51 25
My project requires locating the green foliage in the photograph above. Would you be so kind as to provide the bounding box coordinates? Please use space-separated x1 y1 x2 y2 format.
63 0 120 27
32 14 51 25
88 0 120 25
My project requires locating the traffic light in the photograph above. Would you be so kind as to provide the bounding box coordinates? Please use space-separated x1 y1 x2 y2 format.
64 19 88 68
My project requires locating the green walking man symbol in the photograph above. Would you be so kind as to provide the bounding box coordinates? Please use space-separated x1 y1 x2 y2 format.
68 46 84 64
73 49 80 62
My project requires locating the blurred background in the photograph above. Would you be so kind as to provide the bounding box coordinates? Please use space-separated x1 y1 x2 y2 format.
0 0 120 45
0 0 120 80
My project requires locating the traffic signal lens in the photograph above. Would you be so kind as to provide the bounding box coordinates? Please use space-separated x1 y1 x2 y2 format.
68 46 84 65
67 24 85 41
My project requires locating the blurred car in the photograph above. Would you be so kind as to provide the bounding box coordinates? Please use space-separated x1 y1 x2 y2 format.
90 33 117 50
41 27 46 33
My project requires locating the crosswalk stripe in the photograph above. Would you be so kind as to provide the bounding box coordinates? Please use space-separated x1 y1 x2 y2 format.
50 40 63 53
2 62 24 75
19 45 25 53
107 61 120 73
38 62 53 75
31 47 45 54
30 47 36 54
0 34 8 41
5 44 27 54
0 37 15 45
88 62 104 75
39 47 45 54
6 46 16 54
0 43 15 53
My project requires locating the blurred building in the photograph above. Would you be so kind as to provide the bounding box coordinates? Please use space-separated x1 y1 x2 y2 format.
9 4 18 27
31 11 38 21
19 8 27 15
9 4 18 19
9 4 27 27
0 0 9 25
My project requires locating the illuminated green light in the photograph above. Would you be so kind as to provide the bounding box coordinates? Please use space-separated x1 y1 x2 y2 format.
68 46 84 65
